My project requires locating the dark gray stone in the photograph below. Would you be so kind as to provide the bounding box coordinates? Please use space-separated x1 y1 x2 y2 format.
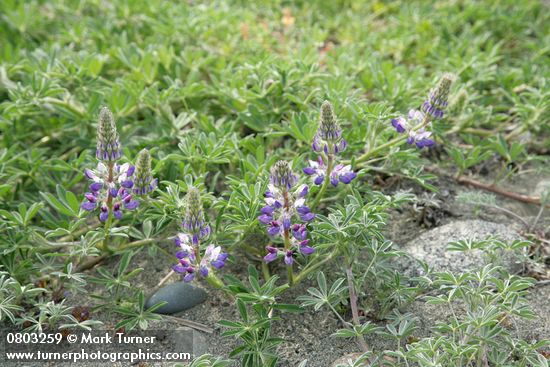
145 282 207 314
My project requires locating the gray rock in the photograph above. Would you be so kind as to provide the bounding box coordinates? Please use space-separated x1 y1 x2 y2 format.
145 282 207 314
534 179 550 197
331 353 366 366
168 326 208 358
401 219 523 274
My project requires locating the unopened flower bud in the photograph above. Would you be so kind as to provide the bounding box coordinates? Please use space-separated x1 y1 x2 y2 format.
422 73 455 119
183 187 210 242
133 149 157 196
96 107 121 161
313 101 347 154
450 89 468 114
270 160 298 190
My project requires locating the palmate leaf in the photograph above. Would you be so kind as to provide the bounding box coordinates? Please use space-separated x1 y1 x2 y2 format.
114 292 163 331
0 296 23 323
298 272 347 311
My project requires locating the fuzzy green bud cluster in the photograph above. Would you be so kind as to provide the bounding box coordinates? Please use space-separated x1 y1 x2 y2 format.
422 73 455 119
96 107 121 161
133 149 157 196
182 187 210 241
312 101 347 154
270 160 298 190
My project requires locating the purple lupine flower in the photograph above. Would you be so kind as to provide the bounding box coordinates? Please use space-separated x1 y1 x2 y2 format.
421 73 454 119
260 182 314 238
390 74 455 148
292 224 307 241
391 116 408 133
298 240 315 255
303 156 356 186
81 162 138 221
390 109 436 149
284 250 294 265
99 205 109 222
305 101 357 187
172 236 227 282
264 246 279 263
408 129 435 149
172 189 227 283
312 101 348 155
258 161 315 265
267 221 282 236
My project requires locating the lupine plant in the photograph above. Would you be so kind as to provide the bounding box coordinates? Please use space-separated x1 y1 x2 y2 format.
389 74 453 150
78 107 160 255
304 101 357 208
82 107 139 223
172 187 227 287
258 160 315 284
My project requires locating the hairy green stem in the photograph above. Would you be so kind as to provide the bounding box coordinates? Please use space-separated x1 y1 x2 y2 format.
284 233 294 285
293 249 339 284
311 154 334 210
355 136 407 165
354 114 431 166
205 272 225 289
118 238 156 250
327 301 351 328
59 222 101 242
261 262 271 282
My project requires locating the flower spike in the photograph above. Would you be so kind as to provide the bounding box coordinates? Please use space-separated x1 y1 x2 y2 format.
133 149 157 196
96 107 121 162
172 188 227 283
422 73 455 119
259 161 315 265
304 101 356 186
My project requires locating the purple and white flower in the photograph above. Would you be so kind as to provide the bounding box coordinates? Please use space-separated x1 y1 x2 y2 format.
259 161 315 265
172 234 228 282
407 128 435 148
305 101 357 186
172 188 227 282
81 162 139 221
390 109 435 149
390 74 454 148
259 182 315 237
303 156 357 186
263 235 315 264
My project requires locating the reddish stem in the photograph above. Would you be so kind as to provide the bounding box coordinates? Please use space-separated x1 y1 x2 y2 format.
345 267 369 353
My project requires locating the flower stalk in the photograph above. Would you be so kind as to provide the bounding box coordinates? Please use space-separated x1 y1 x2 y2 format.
355 74 455 167
310 154 333 209
304 101 356 209
258 160 315 282
172 188 227 287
